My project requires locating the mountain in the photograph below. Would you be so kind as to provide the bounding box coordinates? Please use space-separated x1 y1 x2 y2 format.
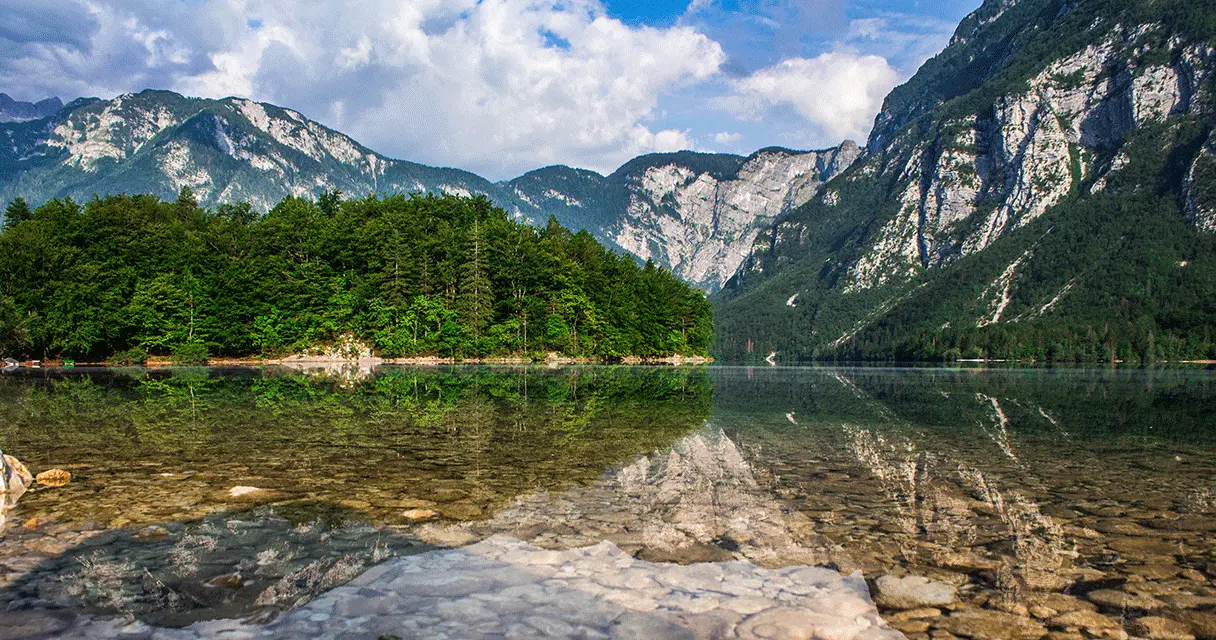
0 94 62 123
714 0 1216 362
508 144 860 291
0 90 528 216
0 89 857 292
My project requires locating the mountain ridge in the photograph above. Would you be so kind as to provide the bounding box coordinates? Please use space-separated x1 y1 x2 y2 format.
0 94 62 123
713 0 1216 362
0 89 859 291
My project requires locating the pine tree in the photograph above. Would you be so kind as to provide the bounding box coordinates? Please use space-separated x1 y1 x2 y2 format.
176 186 198 210
318 189 342 217
3 197 31 229
459 219 494 341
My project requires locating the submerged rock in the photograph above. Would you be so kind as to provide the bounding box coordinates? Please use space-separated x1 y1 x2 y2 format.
62 535 902 639
2 453 33 506
203 572 244 589
1086 589 1166 612
1049 610 1128 640
35 469 72 487
401 509 437 522
133 526 170 540
1127 617 1196 640
1 453 34 532
873 574 958 610
417 429 844 570
1172 611 1216 640
227 486 269 499
935 609 1049 640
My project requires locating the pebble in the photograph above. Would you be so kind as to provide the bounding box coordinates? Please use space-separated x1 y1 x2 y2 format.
1126 617 1196 640
934 609 1049 640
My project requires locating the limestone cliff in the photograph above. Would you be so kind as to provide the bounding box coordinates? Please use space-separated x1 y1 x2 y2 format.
510 145 859 292
609 145 860 291
715 0 1216 361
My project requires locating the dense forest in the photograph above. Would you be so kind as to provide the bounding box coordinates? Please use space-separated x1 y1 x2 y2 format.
0 190 712 362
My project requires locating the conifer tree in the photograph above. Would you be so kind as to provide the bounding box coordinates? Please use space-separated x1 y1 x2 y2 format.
3 197 31 229
459 219 494 341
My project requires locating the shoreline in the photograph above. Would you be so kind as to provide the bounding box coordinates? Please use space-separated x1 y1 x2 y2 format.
6 354 715 369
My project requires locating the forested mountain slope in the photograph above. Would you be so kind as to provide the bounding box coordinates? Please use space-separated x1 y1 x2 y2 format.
714 0 1216 362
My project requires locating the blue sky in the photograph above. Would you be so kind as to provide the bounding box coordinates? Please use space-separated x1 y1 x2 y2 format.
0 0 981 178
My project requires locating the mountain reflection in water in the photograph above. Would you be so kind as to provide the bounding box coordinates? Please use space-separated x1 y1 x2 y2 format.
1 365 1215 635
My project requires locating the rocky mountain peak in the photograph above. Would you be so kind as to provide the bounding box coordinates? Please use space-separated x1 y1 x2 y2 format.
0 94 63 123
605 144 860 291
714 0 1216 362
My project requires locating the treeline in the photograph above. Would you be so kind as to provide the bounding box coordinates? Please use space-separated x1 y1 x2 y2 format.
0 190 712 361
832 322 1216 364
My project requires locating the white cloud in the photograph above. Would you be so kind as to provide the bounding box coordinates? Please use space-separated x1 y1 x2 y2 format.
0 0 724 179
724 50 900 143
335 35 373 71
330 0 723 176
0 0 954 177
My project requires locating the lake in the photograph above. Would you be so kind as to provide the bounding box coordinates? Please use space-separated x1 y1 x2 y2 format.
1 364 1215 637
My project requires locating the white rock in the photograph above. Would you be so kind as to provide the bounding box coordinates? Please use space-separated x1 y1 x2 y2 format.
873 574 958 610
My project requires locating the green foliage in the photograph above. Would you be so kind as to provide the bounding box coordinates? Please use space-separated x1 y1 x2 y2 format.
0 293 32 358
170 341 210 365
3 197 31 229
0 192 712 360
111 347 149 365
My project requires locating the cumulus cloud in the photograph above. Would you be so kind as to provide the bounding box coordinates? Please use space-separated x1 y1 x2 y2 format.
710 131 739 144
722 51 900 143
0 0 940 176
0 0 723 178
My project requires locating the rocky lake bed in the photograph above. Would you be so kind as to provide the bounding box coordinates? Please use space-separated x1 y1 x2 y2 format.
1 365 1215 639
